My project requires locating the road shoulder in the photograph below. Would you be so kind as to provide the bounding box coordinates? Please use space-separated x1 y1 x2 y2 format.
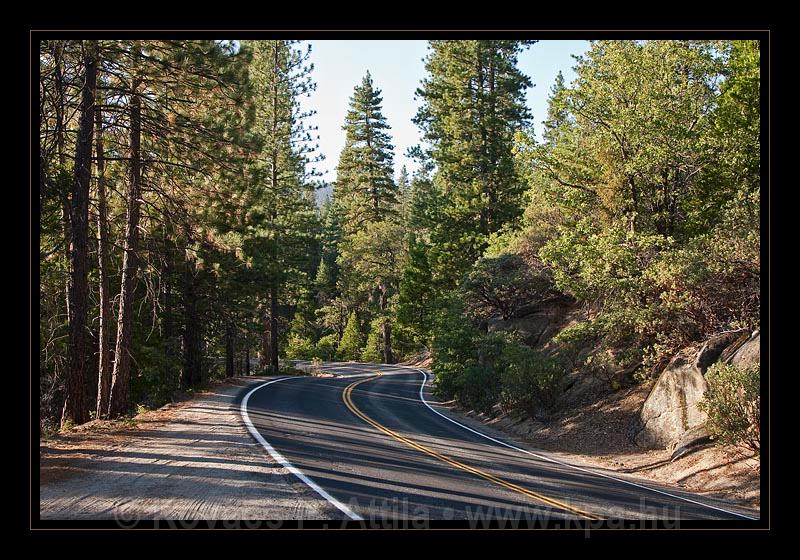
418 374 760 514
39 376 333 521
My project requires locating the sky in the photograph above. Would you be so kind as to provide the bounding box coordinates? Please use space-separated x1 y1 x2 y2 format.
299 40 591 188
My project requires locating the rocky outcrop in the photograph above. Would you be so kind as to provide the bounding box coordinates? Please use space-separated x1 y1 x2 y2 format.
695 329 749 374
636 329 760 450
725 330 760 369
636 348 708 448
670 425 712 461
488 299 578 350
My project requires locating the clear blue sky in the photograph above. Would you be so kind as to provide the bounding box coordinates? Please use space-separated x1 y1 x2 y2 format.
299 40 591 186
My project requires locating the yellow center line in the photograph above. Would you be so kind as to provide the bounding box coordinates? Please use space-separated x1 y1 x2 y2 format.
342 374 601 520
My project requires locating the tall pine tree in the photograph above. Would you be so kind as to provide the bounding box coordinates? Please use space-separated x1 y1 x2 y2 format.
240 40 320 373
414 40 534 287
334 71 397 232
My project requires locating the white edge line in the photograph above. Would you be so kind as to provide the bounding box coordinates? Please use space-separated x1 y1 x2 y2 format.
240 376 364 521
412 367 758 521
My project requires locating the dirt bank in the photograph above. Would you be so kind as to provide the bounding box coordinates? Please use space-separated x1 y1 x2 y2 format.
441 382 760 511
39 376 332 521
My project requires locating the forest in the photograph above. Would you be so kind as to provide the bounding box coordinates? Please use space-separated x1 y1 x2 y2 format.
39 39 760 448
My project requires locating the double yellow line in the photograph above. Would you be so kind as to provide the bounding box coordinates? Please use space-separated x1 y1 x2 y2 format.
342 374 600 520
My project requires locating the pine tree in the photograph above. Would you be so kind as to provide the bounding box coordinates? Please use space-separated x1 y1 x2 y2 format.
240 40 320 373
62 40 97 428
361 319 384 363
396 233 436 346
414 40 534 287
397 165 411 223
334 72 397 233
338 311 363 361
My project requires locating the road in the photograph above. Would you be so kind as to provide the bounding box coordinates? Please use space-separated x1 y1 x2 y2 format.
239 362 758 523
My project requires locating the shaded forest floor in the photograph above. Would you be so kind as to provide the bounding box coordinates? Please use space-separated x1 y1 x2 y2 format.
444 381 760 511
39 376 331 521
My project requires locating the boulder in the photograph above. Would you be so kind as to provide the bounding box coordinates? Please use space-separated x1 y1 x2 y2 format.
725 331 760 369
636 348 708 448
670 424 712 461
695 328 749 374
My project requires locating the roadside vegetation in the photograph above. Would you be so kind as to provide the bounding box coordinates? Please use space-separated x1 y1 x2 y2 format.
40 39 760 452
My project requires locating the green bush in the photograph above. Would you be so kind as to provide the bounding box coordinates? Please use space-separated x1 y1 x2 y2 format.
338 311 363 361
499 343 566 417
285 334 317 360
361 319 384 363
315 334 338 361
454 365 500 415
699 362 760 453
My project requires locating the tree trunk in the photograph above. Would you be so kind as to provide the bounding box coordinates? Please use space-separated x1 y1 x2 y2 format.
246 346 251 376
54 41 72 323
225 322 235 378
95 84 112 420
260 305 270 370
270 284 279 373
181 258 202 389
162 255 176 389
382 321 393 364
62 42 97 428
268 42 281 375
379 286 393 364
108 79 142 418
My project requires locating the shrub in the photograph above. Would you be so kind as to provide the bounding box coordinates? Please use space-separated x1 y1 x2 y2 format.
499 342 566 417
338 311 363 361
699 362 760 453
462 253 556 321
454 365 500 415
361 319 384 363
315 334 338 361
285 334 316 360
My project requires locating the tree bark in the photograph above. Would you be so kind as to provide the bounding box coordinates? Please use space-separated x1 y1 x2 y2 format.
54 41 71 322
270 283 279 373
108 79 142 418
181 258 203 388
246 346 251 376
379 286 393 364
268 41 281 375
260 305 270 370
62 41 97 428
94 82 112 419
225 322 235 378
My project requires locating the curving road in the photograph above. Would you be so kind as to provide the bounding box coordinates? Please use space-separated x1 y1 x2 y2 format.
239 362 758 524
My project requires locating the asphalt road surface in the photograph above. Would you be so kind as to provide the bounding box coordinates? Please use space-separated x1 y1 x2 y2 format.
239 362 758 524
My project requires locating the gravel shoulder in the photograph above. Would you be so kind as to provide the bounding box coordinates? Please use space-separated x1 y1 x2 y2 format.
436 382 760 512
39 376 333 521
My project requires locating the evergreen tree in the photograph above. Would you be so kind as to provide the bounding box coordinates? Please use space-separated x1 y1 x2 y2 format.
338 311 363 361
240 40 320 373
396 234 436 346
361 319 384 363
414 40 534 286
397 165 411 223
334 71 397 232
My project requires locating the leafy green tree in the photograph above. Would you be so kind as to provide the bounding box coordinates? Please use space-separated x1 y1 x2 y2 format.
397 165 411 223
315 334 339 361
396 234 436 346
338 219 406 362
521 40 759 373
462 253 557 322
